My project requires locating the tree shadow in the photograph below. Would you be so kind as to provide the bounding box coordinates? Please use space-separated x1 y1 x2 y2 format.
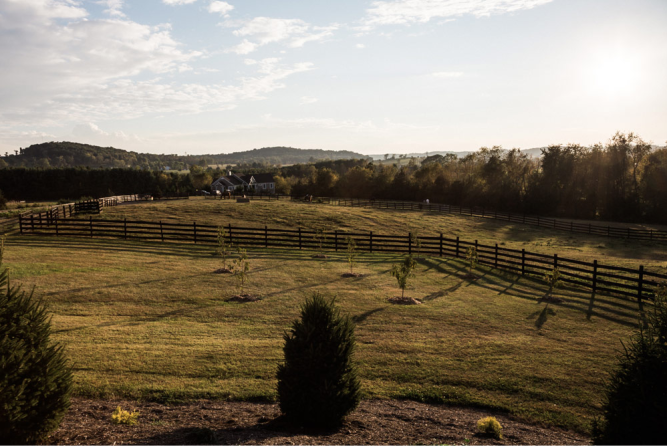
530 304 556 330
421 291 446 302
352 307 385 324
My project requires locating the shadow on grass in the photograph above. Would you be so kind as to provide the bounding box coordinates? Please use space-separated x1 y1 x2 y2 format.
352 307 386 324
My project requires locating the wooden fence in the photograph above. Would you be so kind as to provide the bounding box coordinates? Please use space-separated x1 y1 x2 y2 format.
304 197 667 242
0 217 18 234
18 216 666 302
204 192 291 201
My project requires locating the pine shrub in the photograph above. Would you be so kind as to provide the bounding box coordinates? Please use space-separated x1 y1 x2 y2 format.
276 293 361 428
0 237 73 444
593 285 667 444
477 416 503 440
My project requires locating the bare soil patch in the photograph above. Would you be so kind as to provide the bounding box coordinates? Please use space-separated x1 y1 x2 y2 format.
388 296 422 305
226 294 261 303
48 398 589 445
341 272 366 278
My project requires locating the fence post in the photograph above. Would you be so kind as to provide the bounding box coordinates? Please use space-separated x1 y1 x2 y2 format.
19 215 23 234
592 260 598 293
638 265 644 304
335 230 338 252
589 223 591 234
570 222 573 232
554 254 558 270
31 214 35 233
455 236 459 258
521 249 525 275
55 218 58 237
228 223 232 245
193 221 197 244
408 232 412 255
607 226 610 237
89 216 93 238
124 218 127 240
160 221 164 242
369 231 373 254
627 228 630 239
494 243 498 268
299 227 302 250
265 225 268 248
650 229 653 240
439 233 443 257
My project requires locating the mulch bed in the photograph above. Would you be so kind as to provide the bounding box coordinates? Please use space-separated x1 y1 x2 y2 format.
48 398 589 445
226 294 261 303
460 272 481 281
341 272 366 278
388 296 422 305
214 268 232 274
311 254 328 259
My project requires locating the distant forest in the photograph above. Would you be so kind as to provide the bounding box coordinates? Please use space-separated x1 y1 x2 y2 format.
0 133 665 224
0 141 367 170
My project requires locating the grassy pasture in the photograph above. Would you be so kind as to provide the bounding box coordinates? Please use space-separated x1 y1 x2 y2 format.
4 219 647 433
102 197 667 273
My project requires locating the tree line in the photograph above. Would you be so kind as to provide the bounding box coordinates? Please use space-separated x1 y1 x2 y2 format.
1 132 665 223
277 132 667 223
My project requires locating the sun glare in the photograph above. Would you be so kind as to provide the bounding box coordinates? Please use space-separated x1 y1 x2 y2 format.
585 49 643 98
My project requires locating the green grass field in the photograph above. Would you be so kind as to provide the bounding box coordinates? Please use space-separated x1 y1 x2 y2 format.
5 197 662 433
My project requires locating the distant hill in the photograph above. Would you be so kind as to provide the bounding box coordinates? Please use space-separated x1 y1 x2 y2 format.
370 148 546 160
0 142 369 170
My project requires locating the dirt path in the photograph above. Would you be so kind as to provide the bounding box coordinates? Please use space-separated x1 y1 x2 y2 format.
48 399 589 445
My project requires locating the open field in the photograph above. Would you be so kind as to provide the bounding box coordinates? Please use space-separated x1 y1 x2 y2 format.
5 209 647 433
101 197 667 273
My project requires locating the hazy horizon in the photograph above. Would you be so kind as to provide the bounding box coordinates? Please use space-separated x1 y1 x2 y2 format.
1 0 665 156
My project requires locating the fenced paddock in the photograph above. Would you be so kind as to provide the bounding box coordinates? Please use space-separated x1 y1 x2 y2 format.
303 196 667 242
19 215 667 302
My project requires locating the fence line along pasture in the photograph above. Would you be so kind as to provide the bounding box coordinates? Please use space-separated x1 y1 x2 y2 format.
19 215 667 302
293 196 667 242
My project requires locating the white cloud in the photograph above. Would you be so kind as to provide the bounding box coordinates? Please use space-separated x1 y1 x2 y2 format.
162 0 198 5
356 43 366 49
0 1 314 129
299 96 318 105
207 1 233 16
227 39 258 55
362 0 553 28
1 59 314 127
97 0 125 17
227 17 337 54
431 71 463 78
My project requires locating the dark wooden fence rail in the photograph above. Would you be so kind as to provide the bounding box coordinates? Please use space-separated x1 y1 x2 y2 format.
19 216 667 301
300 196 667 242
0 217 18 234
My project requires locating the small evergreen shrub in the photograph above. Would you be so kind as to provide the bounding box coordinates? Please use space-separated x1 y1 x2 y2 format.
544 267 562 297
111 406 140 425
477 416 503 440
346 237 357 273
593 284 667 444
0 236 73 444
276 293 361 428
466 247 478 273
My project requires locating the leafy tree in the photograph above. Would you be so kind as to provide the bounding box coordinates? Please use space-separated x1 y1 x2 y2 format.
0 189 6 210
232 247 250 294
544 267 562 297
276 293 360 428
593 284 667 444
0 236 73 444
346 237 357 274
391 255 416 298
215 227 231 271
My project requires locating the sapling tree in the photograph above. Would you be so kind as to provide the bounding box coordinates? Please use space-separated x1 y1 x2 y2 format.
215 226 231 271
410 232 423 259
466 246 478 273
232 247 250 294
544 267 562 297
391 255 416 298
313 226 328 257
346 236 357 274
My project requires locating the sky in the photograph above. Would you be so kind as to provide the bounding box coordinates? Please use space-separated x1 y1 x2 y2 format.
0 0 666 156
